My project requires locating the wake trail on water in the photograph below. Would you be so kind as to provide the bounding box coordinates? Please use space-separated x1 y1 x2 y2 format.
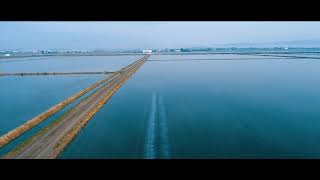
144 92 157 159
144 92 171 159
158 95 170 159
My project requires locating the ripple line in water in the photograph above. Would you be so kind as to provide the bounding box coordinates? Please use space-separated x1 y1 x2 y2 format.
145 92 157 159
158 94 170 159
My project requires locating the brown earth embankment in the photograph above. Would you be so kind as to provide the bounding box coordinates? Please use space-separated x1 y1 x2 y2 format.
0 73 117 148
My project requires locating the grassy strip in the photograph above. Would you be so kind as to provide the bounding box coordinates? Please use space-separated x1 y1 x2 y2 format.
1 92 93 159
1 73 121 159
50 60 147 159
2 55 148 159
1 71 113 76
0 73 118 149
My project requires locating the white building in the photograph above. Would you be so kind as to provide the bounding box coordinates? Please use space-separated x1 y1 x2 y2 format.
142 50 152 54
4 54 11 57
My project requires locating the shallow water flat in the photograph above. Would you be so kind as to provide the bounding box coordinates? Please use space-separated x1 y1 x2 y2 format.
148 54 286 60
0 75 104 136
59 55 320 159
259 53 320 59
0 55 143 73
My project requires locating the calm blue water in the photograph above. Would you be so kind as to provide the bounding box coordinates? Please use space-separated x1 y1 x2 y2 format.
0 55 141 134
0 75 105 136
0 55 142 156
0 55 142 73
3 54 320 158
60 54 320 159
0 75 106 156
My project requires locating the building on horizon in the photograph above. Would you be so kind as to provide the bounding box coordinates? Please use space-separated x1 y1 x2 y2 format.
142 49 152 54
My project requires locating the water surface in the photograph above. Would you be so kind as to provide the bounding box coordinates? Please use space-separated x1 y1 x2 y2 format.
0 55 142 73
60 54 320 159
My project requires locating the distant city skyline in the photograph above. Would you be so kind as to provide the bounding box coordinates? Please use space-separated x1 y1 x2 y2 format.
1 22 320 50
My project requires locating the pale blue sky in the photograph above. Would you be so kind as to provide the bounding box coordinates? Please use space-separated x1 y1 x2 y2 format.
1 21 320 50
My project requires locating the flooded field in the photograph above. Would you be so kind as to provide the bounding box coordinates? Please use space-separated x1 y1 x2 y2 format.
0 75 104 135
0 55 142 156
60 54 320 159
2 54 320 158
0 55 142 73
4 21 320 159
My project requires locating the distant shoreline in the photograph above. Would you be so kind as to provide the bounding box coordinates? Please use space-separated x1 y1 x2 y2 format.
0 53 144 60
2 50 320 60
